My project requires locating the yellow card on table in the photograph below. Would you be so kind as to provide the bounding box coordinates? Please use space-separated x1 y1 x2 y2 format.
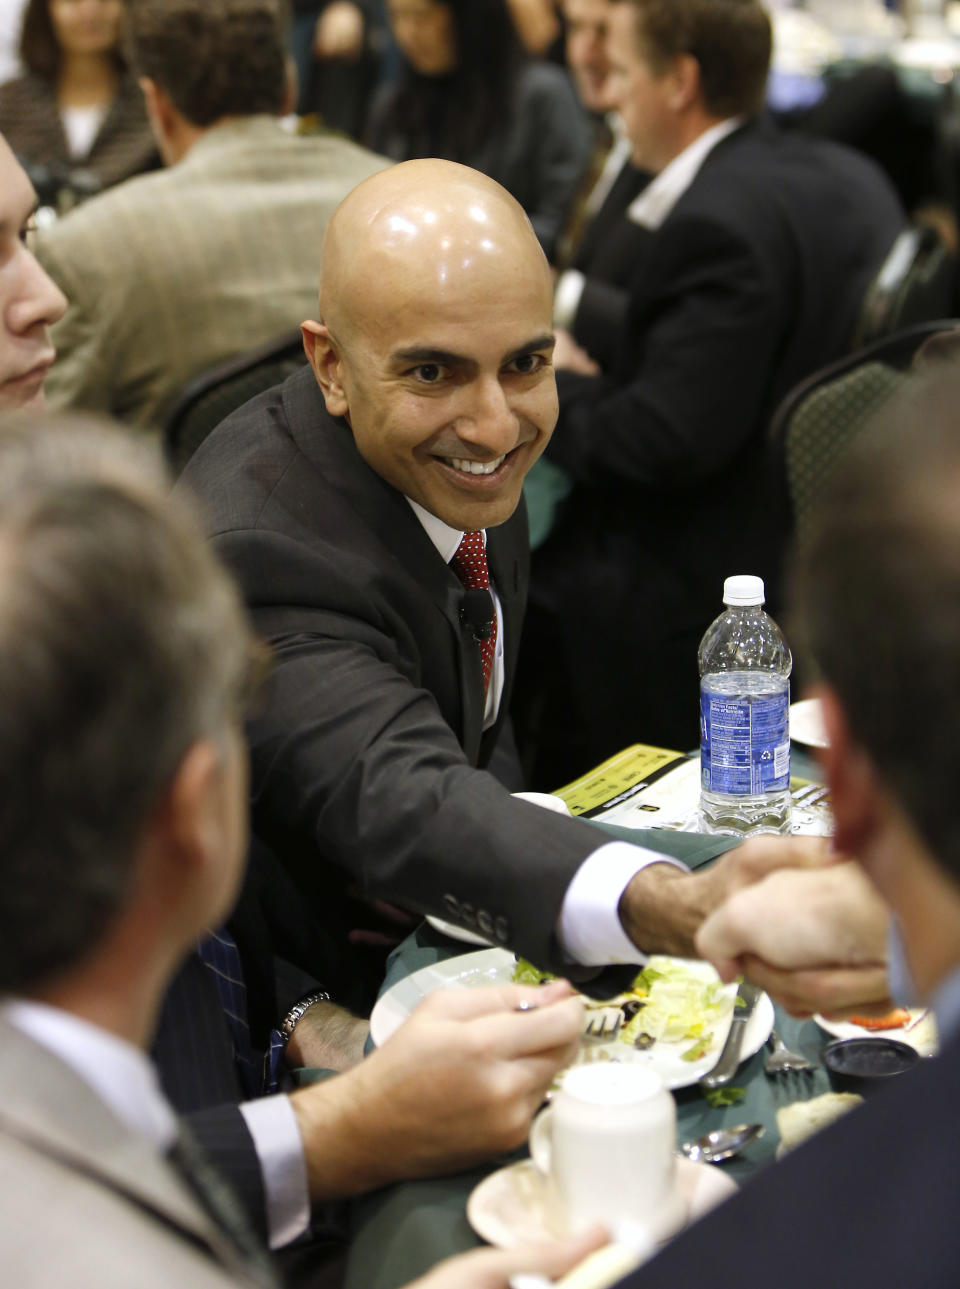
554 744 688 819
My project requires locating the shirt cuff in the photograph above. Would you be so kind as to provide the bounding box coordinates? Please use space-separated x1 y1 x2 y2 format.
554 269 586 332
239 1094 311 1249
559 842 689 966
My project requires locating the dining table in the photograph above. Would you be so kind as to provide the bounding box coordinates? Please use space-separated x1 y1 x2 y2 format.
339 753 848 1289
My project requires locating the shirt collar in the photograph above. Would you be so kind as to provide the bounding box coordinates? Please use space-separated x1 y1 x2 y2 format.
3 999 178 1150
407 498 486 564
627 117 744 231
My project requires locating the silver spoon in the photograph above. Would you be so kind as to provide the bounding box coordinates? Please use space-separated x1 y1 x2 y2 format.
681 1122 765 1164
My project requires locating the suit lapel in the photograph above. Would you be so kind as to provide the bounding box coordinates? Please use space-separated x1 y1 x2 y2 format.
0 1018 259 1281
283 371 488 757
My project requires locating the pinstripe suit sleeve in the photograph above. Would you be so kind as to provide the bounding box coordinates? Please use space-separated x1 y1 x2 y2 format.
184 1104 270 1243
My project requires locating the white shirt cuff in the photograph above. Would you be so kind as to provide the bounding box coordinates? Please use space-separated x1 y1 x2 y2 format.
554 269 586 332
559 842 689 966
239 1093 311 1249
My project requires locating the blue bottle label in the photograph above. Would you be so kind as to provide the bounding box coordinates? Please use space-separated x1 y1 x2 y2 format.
700 689 790 795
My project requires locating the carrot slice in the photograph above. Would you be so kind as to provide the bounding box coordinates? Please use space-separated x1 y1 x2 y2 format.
848 1008 911 1031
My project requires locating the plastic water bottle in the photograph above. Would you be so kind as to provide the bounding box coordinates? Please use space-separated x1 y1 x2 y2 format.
698 575 792 837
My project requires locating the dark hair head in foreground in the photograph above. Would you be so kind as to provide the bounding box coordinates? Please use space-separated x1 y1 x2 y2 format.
791 352 960 879
0 416 261 994
126 0 289 127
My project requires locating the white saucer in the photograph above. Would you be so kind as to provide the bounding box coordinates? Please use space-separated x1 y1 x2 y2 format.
466 1154 737 1251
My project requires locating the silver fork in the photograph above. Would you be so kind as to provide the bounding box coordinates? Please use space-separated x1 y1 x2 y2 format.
584 1007 623 1040
764 1029 817 1076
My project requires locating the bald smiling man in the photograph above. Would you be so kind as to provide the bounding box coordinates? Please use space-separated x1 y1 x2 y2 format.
178 160 858 1009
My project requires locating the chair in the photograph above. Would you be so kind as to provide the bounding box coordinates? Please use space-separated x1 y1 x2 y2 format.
769 319 960 547
853 224 956 348
162 328 307 475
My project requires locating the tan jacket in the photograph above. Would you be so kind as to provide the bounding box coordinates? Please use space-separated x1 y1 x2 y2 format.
36 116 389 430
0 1016 270 1288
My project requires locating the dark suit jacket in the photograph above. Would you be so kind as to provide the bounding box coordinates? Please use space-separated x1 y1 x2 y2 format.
521 116 906 771
567 153 651 368
177 369 604 975
619 1026 960 1289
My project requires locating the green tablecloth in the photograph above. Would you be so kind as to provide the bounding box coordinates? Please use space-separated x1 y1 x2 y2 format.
343 925 833 1289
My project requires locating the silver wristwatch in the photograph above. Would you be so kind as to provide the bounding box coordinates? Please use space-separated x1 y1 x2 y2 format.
280 990 332 1044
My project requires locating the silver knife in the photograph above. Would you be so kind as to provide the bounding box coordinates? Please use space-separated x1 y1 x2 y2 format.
699 982 763 1089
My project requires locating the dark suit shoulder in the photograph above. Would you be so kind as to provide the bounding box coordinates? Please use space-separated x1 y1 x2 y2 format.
674 118 902 232
178 367 318 534
622 1029 960 1288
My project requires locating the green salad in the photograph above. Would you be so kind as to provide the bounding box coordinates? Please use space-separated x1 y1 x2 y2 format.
512 954 731 1060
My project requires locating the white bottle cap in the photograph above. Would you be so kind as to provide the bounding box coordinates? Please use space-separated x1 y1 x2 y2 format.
722 575 765 606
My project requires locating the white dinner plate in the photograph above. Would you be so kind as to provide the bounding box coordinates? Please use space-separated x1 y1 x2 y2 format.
814 1009 938 1057
789 697 829 748
370 948 775 1091
467 1154 736 1252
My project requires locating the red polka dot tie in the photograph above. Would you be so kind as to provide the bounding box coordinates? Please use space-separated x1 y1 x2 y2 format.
451 530 497 700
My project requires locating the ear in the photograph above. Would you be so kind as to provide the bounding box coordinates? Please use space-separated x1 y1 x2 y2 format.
138 76 184 164
816 685 882 859
669 53 701 112
301 320 351 419
139 77 169 141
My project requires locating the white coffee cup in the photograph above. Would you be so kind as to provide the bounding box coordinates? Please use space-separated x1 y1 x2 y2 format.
528 1064 681 1236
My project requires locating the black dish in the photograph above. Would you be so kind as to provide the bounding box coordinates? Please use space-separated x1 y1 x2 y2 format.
823 1036 920 1096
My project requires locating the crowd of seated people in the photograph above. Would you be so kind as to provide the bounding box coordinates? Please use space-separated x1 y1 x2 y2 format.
4 0 960 1286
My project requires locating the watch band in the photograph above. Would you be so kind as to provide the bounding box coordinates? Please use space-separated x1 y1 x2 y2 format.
280 989 332 1044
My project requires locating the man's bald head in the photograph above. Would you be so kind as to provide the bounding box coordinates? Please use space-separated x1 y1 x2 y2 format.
302 160 557 532
317 160 550 343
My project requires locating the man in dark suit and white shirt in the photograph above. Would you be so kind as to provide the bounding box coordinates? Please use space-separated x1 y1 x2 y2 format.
520 0 906 782
178 157 888 1012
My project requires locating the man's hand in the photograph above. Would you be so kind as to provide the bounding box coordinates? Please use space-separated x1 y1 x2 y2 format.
314 1 365 59
406 1227 609 1289
291 980 583 1200
695 861 891 1018
618 836 836 959
552 327 600 375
